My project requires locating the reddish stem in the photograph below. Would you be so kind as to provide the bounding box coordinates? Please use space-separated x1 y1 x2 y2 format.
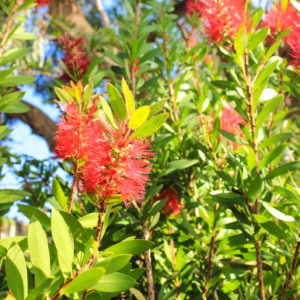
68 162 78 214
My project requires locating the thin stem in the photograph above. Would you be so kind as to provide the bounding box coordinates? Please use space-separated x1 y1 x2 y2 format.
95 210 103 244
143 219 155 300
277 237 300 300
204 228 216 300
0 2 18 57
68 162 78 214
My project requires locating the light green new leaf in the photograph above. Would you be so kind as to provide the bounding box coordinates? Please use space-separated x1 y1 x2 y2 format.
107 83 127 122
218 129 248 146
100 97 119 130
0 125 13 139
1 102 30 113
130 288 146 300
122 78 135 115
18 204 51 228
82 236 94 267
0 189 31 203
0 48 28 65
160 159 199 177
129 268 145 281
262 201 294 222
25 277 54 300
0 236 27 252
54 87 73 105
259 132 293 149
264 161 300 180
274 185 300 205
28 217 50 286
148 99 167 118
12 33 37 40
266 39 282 60
82 82 94 110
248 27 269 50
52 179 67 211
253 214 290 242
130 113 169 140
0 75 36 87
93 255 132 274
6 243 28 300
129 106 150 130
103 240 154 256
93 273 137 293
258 145 287 171
62 268 105 294
51 209 74 275
0 92 25 111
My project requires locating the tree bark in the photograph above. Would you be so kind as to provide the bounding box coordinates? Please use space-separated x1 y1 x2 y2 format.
6 101 57 151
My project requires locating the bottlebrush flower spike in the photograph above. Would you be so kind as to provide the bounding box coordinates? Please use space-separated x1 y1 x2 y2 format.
185 0 249 42
58 35 92 82
261 1 300 46
221 102 248 149
54 79 168 208
35 0 52 6
153 188 183 217
290 30 300 67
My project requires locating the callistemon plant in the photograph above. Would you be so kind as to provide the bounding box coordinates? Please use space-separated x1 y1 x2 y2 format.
54 79 168 211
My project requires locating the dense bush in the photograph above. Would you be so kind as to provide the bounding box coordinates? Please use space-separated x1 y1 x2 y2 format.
1 0 300 299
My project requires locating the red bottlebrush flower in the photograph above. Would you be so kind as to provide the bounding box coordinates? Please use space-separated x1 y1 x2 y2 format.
290 30 300 67
58 36 92 82
203 53 212 64
35 0 51 6
79 123 154 207
186 0 205 17
154 188 183 217
132 58 140 73
53 103 100 161
262 2 300 46
221 103 248 149
186 0 249 42
188 35 199 48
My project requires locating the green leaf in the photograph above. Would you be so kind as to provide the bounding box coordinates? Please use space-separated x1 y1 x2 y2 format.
78 213 99 228
28 217 50 286
253 214 290 241
51 209 74 275
1 102 30 113
215 171 235 185
58 59 75 81
11 33 36 40
129 268 145 281
148 99 167 118
91 71 105 87
62 268 105 294
0 48 28 65
284 81 300 100
16 0 36 12
129 288 146 300
274 185 300 205
266 39 282 60
159 159 198 177
54 88 73 105
0 236 27 252
180 207 203 242
100 97 119 130
0 125 13 139
212 192 244 206
281 68 300 84
148 199 168 218
248 27 269 50
25 277 54 300
52 179 67 211
210 80 235 90
103 240 154 256
0 75 36 87
122 78 135 115
107 83 127 122
0 92 25 111
264 161 300 180
262 201 294 222
93 255 132 274
253 58 281 91
0 189 31 203
130 113 168 140
82 236 94 267
82 82 94 110
259 133 293 149
129 106 150 129
59 211 88 253
18 204 51 228
246 147 257 171
220 257 272 271
6 243 28 300
138 48 160 65
93 273 137 293
218 129 247 145
103 48 124 65
258 145 287 170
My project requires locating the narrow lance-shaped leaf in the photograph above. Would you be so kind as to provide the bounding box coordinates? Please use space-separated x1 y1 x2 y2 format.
52 179 67 212
82 81 93 110
122 78 135 115
130 113 169 140
28 216 51 286
54 87 73 105
107 83 127 122
51 209 74 275
6 243 28 300
129 106 150 130
100 97 119 130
